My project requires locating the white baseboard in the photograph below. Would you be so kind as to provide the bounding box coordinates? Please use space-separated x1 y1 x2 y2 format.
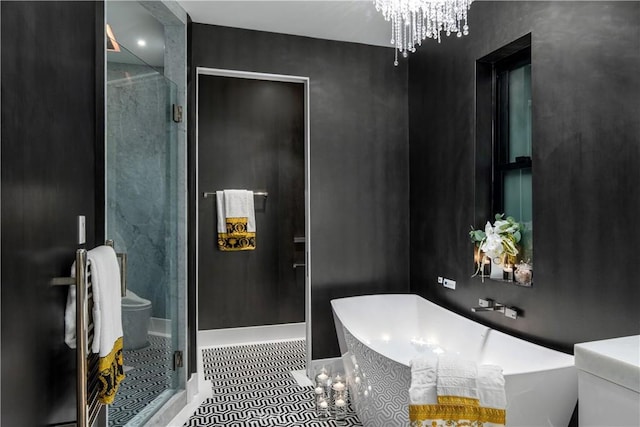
149 317 172 337
167 374 212 427
198 322 305 348
130 389 186 427
186 373 198 402
290 369 314 387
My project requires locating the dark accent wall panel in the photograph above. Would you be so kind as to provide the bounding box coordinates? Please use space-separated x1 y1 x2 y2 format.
197 76 305 329
188 24 410 360
1 1 103 425
409 1 640 352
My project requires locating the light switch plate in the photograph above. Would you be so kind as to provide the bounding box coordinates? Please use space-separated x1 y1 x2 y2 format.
443 278 456 290
77 215 86 245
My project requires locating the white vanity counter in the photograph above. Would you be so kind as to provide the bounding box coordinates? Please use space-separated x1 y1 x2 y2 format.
575 335 640 427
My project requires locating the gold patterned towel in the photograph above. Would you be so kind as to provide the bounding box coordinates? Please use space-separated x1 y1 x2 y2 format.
80 246 127 404
98 336 125 404
409 397 506 427
409 355 506 427
216 190 256 251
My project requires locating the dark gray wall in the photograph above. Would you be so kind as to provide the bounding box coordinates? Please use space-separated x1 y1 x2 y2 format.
197 76 305 329
188 24 410 361
409 1 640 352
1 1 103 425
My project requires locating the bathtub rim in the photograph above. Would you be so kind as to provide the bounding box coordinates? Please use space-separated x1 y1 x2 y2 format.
330 293 575 375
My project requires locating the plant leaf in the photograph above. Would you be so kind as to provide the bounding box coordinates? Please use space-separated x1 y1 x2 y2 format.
513 230 521 243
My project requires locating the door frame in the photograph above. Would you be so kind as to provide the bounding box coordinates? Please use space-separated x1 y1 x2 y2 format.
195 67 312 372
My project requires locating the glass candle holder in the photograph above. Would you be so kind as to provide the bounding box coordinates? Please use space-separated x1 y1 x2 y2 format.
503 263 514 281
315 367 330 386
481 255 491 277
315 366 332 405
316 395 330 419
331 374 347 417
334 388 348 420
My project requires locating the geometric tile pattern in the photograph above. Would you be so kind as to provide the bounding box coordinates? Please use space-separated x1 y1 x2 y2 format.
184 340 363 427
343 329 411 427
108 335 174 426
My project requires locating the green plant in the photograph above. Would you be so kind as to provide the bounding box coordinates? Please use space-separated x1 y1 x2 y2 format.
470 213 524 265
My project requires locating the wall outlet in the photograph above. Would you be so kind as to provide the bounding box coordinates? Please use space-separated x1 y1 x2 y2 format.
442 278 456 290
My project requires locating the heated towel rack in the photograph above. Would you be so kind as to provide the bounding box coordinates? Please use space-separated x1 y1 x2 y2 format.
52 249 99 427
203 190 268 198
52 242 127 427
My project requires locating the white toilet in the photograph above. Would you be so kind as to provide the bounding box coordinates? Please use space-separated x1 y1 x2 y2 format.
121 290 152 350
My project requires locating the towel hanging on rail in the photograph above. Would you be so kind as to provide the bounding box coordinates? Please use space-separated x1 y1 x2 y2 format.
88 246 125 404
65 245 125 404
216 189 256 251
408 354 506 427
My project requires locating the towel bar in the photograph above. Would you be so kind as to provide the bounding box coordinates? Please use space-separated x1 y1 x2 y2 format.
203 190 268 198
51 240 127 427
51 249 98 427
105 239 127 297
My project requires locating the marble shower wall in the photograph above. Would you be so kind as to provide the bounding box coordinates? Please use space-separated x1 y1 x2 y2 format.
107 62 175 318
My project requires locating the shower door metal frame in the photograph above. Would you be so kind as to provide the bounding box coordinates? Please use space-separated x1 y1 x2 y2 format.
195 67 312 373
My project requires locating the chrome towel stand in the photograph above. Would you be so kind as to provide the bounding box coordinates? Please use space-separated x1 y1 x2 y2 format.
51 249 93 427
51 241 127 427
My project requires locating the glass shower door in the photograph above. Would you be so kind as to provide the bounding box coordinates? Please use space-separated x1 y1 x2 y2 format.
106 44 181 426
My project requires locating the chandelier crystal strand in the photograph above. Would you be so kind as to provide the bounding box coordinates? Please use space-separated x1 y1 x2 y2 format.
374 0 474 65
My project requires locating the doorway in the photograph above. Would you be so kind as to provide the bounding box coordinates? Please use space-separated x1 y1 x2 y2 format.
196 68 311 368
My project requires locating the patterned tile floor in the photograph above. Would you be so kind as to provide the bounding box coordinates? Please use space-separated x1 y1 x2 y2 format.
108 335 173 426
185 340 363 426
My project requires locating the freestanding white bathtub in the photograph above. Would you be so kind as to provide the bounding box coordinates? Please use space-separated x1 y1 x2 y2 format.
331 294 577 427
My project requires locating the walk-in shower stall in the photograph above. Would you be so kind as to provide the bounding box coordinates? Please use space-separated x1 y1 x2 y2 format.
105 1 187 424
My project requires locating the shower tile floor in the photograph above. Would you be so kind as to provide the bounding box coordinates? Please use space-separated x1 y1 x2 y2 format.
185 340 363 426
109 335 173 426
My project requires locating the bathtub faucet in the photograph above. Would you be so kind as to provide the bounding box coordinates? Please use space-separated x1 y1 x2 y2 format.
471 298 519 319
471 298 505 313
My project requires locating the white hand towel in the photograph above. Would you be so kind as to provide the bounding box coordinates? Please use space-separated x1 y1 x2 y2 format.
477 364 507 409
436 354 479 401
64 246 123 355
216 189 255 233
216 189 257 251
64 278 88 350
408 356 507 427
87 245 123 356
409 356 438 404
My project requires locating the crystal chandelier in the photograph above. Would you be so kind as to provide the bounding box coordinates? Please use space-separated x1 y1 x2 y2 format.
374 0 475 65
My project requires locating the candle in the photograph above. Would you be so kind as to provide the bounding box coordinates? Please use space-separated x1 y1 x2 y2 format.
319 400 328 409
335 398 346 407
314 386 324 395
317 373 328 382
503 264 514 281
333 382 345 391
